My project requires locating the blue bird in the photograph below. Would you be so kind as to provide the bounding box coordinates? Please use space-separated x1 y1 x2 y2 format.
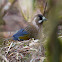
12 14 47 41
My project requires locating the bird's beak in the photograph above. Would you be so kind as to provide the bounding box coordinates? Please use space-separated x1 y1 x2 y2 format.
42 16 47 21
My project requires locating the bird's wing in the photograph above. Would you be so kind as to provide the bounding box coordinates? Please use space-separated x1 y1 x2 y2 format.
13 29 30 41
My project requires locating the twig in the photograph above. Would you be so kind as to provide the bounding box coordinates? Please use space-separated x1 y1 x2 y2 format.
43 2 47 16
0 54 9 62
6 42 13 54
2 0 17 17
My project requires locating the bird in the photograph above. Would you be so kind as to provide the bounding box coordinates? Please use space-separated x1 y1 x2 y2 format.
12 14 47 41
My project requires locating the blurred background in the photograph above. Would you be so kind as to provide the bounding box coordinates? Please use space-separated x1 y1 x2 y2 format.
0 0 46 37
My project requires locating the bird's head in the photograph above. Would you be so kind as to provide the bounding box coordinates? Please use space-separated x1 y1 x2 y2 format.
32 14 47 28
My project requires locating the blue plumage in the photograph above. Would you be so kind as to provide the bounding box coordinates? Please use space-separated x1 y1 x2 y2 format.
13 29 29 41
